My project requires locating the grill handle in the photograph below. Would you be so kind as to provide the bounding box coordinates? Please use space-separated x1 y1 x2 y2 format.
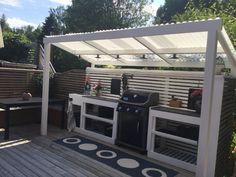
137 121 140 133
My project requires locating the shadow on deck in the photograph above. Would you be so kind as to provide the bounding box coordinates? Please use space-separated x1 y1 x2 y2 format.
0 124 195 177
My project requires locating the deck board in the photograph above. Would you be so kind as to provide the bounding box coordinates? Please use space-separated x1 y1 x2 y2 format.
23 143 83 177
0 149 39 177
0 163 17 177
0 124 195 177
18 144 69 177
29 143 95 177
3 147 49 177
0 154 26 177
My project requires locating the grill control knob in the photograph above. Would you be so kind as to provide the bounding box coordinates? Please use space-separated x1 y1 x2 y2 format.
118 106 122 110
133 94 137 98
126 108 130 112
135 109 139 113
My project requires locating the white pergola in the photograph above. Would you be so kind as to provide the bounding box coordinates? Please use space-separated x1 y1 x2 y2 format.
0 26 4 48
42 18 236 177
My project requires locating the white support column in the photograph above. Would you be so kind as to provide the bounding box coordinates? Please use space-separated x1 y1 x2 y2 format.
196 29 218 177
207 76 224 177
41 43 51 136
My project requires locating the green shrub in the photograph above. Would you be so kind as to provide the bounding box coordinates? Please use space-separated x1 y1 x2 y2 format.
31 72 55 97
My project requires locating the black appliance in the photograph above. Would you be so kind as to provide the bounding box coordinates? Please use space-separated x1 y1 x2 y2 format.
110 79 121 95
115 90 159 154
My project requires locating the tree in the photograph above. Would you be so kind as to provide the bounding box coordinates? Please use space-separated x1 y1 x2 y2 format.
38 12 62 44
0 14 11 32
64 0 153 33
51 46 89 72
154 0 215 24
38 7 89 72
173 0 236 48
0 14 41 64
13 25 42 42
0 31 31 63
154 0 188 24
114 0 153 28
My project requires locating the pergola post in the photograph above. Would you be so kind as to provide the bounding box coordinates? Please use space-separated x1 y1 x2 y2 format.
196 29 219 177
0 25 4 48
206 76 224 177
41 43 51 135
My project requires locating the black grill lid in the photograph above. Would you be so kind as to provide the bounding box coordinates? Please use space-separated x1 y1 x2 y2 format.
119 90 159 107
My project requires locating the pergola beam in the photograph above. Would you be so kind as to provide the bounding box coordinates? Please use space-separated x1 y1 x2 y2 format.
84 41 127 64
44 19 222 44
79 57 205 68
134 37 171 65
218 28 236 76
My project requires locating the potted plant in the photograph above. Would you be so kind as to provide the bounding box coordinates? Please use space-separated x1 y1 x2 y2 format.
94 80 102 96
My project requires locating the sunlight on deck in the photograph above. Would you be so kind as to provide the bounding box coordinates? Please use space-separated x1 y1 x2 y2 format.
0 139 31 149
0 128 31 149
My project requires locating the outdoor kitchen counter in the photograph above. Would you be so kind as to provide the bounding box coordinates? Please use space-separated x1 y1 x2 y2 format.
151 106 200 117
82 95 119 103
69 93 118 144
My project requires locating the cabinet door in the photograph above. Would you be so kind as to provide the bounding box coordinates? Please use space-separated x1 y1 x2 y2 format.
117 112 142 146
85 118 113 137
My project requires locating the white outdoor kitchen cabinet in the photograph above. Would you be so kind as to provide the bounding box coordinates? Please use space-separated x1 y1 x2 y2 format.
69 94 118 144
146 76 236 176
147 106 200 172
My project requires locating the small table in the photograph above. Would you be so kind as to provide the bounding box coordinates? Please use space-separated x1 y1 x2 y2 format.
0 97 65 140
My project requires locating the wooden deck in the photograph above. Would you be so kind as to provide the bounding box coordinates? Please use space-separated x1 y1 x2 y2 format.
0 124 195 177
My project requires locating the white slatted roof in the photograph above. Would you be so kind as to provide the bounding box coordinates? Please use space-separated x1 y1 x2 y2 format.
0 26 4 48
44 18 236 68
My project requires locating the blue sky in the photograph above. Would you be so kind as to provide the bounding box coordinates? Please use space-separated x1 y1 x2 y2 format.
0 0 164 28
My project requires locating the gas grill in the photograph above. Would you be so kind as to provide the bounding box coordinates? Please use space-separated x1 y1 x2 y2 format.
115 90 159 154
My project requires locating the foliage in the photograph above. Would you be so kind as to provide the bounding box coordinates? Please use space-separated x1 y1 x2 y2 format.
154 0 215 24
172 0 236 48
0 14 11 32
38 13 63 44
155 0 188 24
113 0 153 28
232 132 236 153
38 7 84 72
12 25 42 64
38 8 90 72
31 72 55 97
64 0 153 33
13 25 42 43
0 31 31 63
49 6 66 33
51 46 89 72
0 14 42 64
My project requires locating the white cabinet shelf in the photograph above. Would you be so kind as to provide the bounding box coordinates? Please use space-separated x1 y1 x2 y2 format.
153 130 198 146
147 106 200 173
83 113 114 124
148 148 197 173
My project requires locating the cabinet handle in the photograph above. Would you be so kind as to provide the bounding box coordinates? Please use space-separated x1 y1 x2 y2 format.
137 121 140 133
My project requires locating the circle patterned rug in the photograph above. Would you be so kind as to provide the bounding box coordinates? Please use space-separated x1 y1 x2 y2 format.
55 136 178 177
